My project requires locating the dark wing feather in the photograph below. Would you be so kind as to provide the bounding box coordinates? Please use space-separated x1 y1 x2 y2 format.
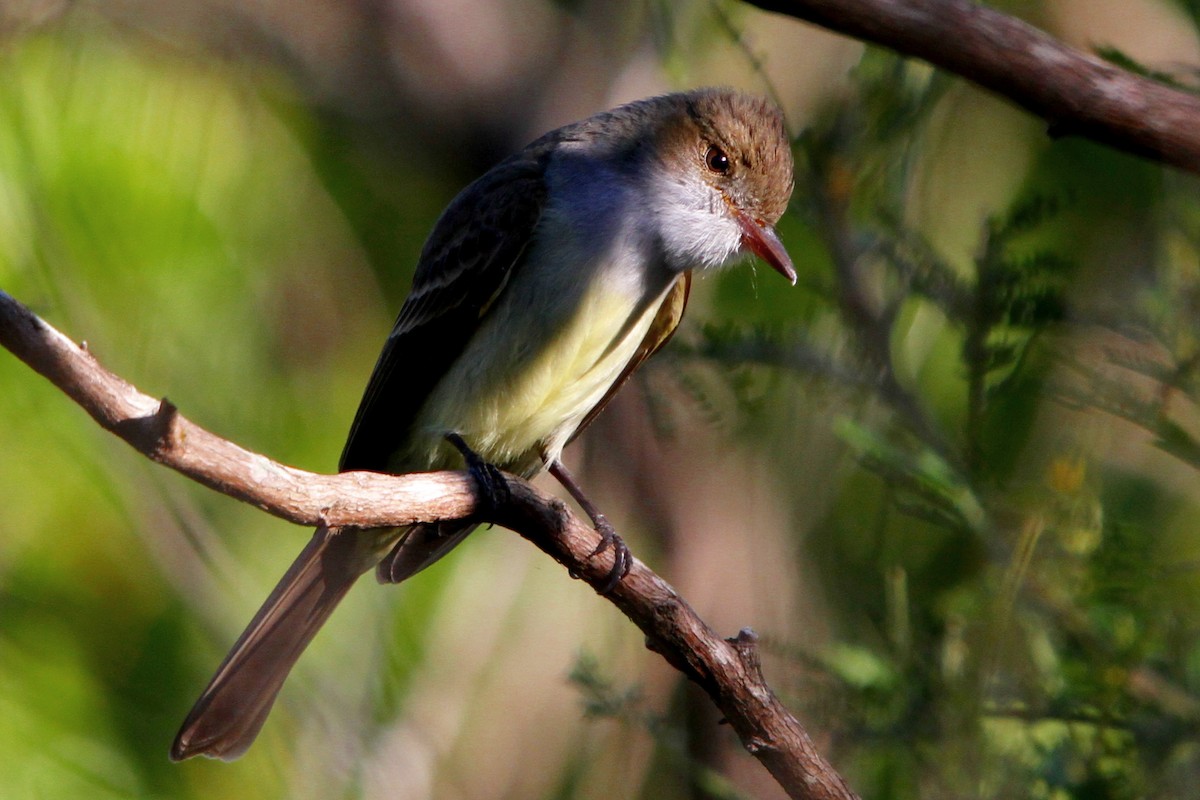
339 149 551 473
568 270 691 445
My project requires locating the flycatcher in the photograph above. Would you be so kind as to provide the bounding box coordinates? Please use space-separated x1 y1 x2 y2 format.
171 87 795 761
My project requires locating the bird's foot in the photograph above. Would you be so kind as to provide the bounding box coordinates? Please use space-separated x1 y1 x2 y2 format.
445 432 510 514
589 512 631 594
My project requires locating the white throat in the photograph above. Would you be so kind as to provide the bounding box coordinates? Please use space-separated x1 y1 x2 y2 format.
646 167 743 273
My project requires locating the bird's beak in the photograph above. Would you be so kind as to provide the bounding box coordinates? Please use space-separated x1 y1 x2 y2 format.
735 210 796 285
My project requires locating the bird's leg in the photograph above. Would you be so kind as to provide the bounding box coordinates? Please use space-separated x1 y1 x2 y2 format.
547 459 631 593
445 432 511 515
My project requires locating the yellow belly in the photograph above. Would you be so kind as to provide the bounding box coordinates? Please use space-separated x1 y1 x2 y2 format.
399 273 666 475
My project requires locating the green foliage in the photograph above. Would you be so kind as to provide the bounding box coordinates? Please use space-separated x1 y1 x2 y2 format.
685 39 1200 798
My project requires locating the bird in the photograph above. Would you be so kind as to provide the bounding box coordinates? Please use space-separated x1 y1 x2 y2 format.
170 86 795 761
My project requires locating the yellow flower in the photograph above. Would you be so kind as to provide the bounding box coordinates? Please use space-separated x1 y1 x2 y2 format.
1046 456 1086 494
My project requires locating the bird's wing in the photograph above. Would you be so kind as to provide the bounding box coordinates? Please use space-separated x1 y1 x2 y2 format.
339 148 551 473
567 270 691 445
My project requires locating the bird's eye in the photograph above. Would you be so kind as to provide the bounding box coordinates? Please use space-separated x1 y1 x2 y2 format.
704 145 731 175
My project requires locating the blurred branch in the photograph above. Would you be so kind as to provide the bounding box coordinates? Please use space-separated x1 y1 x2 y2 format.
0 288 859 800
745 0 1200 173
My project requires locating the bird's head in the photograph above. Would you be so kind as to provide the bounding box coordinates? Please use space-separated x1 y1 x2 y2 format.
644 88 795 282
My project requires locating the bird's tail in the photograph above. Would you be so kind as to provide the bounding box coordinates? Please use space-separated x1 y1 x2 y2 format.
170 525 394 761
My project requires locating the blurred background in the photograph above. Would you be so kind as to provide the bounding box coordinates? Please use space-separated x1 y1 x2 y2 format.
3 0 1200 797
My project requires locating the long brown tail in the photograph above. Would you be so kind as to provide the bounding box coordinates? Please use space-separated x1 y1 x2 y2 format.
170 525 391 761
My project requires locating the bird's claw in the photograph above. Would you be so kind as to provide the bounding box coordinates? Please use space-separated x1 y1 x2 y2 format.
445 432 510 513
589 513 631 594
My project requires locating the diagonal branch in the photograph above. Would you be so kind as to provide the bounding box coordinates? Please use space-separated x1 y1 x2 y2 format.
746 0 1200 173
0 288 859 800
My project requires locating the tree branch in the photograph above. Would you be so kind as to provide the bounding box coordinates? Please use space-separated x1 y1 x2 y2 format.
746 0 1200 173
0 288 859 800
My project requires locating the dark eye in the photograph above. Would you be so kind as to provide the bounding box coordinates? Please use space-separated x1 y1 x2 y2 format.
704 145 731 175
